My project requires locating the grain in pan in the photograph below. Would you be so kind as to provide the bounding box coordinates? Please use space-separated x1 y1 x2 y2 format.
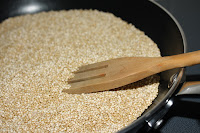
0 10 160 132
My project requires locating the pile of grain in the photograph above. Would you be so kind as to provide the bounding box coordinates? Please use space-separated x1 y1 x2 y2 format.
0 10 161 132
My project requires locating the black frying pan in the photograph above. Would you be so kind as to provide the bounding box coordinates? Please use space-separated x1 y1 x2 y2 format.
0 0 199 132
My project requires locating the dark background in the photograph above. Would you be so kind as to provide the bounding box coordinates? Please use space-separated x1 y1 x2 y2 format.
154 0 200 133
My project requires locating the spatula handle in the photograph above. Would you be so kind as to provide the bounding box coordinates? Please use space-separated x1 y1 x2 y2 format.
166 50 200 68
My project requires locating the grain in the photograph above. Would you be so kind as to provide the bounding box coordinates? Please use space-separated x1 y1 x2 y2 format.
0 10 161 132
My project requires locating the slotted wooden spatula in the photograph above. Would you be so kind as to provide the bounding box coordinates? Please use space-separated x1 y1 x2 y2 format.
62 50 200 94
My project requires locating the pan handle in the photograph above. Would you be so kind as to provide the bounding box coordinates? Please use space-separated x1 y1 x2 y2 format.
176 81 200 95
174 81 200 104
171 80 200 119
146 81 200 132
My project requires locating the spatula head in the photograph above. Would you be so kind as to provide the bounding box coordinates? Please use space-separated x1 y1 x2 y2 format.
62 57 159 94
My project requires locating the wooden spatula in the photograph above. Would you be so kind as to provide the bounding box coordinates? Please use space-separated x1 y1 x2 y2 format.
62 50 200 94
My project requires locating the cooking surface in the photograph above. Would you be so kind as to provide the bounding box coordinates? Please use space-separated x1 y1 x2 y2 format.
154 0 200 133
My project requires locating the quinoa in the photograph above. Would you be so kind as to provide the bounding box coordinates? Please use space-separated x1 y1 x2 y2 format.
0 10 161 132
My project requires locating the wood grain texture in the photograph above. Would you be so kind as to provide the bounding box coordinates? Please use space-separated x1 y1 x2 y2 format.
63 50 200 94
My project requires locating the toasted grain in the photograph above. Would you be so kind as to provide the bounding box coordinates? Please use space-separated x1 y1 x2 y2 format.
0 10 160 132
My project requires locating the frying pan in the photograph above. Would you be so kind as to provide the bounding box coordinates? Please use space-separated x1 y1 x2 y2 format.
0 0 199 132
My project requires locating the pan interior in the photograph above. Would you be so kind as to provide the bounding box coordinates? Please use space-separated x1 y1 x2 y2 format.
0 0 185 132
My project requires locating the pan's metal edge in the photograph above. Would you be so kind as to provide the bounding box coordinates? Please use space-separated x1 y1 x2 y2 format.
118 1 187 133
